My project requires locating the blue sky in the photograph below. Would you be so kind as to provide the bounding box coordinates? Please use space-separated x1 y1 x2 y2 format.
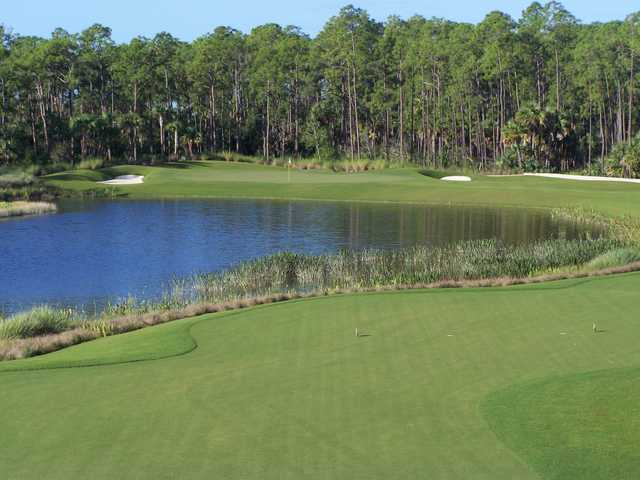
2 0 634 42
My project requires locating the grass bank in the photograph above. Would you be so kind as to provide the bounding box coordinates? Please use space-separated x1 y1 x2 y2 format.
2 273 640 479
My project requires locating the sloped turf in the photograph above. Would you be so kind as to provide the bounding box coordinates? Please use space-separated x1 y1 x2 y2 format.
45 160 640 217
2 274 640 479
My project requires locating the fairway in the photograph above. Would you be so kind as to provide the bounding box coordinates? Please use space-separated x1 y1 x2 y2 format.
2 274 640 479
45 161 640 217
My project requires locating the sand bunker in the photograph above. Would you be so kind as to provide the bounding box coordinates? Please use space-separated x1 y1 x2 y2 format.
441 176 472 182
98 175 145 185
523 173 640 184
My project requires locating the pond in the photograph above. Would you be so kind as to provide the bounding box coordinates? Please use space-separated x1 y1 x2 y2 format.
0 199 599 314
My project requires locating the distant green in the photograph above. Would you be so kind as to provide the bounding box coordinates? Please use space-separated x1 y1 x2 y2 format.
45 160 640 217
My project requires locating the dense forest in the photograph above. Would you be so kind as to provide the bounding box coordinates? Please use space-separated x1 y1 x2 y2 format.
0 2 639 172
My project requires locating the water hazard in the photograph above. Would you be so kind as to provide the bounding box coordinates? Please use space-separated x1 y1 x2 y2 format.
0 199 599 314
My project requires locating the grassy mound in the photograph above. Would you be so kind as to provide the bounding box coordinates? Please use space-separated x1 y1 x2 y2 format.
2 273 640 479
483 368 640 479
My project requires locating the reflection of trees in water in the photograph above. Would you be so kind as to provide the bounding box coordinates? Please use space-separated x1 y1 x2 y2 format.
223 200 595 250
336 203 595 249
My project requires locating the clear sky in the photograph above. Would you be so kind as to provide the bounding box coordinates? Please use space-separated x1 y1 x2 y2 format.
1 0 634 42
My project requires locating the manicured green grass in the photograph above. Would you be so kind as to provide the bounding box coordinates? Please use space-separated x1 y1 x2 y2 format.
484 368 640 480
45 160 640 217
2 273 640 479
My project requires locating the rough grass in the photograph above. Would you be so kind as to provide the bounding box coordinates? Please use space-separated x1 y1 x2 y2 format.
2 273 640 479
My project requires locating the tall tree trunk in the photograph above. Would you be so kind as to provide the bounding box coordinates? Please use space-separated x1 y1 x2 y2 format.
399 68 404 162
210 84 217 151
266 80 271 163
159 114 164 154
36 82 49 152
174 127 178 156
629 52 635 144
352 62 361 159
350 32 361 159
555 48 561 111
133 82 138 163
346 72 354 160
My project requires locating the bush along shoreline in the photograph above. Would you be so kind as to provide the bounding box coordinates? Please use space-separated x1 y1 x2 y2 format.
0 201 57 218
2 235 639 361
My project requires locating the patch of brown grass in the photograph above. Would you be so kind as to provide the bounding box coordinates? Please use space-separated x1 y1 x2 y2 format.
0 328 98 360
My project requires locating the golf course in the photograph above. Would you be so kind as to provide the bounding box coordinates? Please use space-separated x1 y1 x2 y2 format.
0 161 639 479
3 0 640 475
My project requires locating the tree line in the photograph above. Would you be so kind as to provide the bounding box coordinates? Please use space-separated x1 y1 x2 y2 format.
0 2 639 172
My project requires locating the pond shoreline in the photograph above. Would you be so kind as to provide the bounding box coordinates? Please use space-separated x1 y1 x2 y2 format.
2 256 640 362
1 198 594 316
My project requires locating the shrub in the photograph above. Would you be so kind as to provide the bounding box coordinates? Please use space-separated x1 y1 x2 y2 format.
0 171 35 188
606 133 640 178
76 157 105 170
0 201 57 218
586 248 640 271
0 306 78 340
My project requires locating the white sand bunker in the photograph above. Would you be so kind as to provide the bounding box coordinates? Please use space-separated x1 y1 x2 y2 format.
441 176 471 182
524 173 640 184
98 175 145 185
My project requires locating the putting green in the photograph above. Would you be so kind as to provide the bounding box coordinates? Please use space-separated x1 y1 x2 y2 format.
2 274 640 479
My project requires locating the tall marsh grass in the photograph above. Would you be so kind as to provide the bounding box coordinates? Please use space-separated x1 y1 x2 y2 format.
182 239 619 303
586 248 640 271
0 306 77 340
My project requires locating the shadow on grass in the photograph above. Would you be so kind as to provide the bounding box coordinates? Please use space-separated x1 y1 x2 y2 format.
149 162 195 170
46 171 110 182
418 169 462 179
